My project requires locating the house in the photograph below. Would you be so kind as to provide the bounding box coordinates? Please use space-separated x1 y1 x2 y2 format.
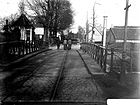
106 26 140 51
11 14 34 41
34 23 44 40
106 26 140 72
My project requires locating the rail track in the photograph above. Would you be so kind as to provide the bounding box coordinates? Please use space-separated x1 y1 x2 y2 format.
49 50 101 102
49 50 68 101
1 49 104 105
1 50 59 103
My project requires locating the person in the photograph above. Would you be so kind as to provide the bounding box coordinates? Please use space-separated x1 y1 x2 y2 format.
56 37 60 49
63 39 67 50
68 39 72 50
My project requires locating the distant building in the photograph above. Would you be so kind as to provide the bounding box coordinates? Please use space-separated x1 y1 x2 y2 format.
68 32 78 39
0 32 5 42
34 24 44 40
106 26 140 50
11 14 34 41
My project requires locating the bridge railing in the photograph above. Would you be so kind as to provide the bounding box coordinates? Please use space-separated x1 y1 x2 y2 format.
80 43 133 73
0 40 44 64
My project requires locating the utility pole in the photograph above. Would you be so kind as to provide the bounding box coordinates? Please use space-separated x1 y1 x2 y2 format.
120 0 131 83
86 12 89 42
90 4 95 43
102 16 108 47
20 0 25 15
91 2 101 43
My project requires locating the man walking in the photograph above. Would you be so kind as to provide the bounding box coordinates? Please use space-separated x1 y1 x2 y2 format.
63 38 67 50
68 39 72 50
56 37 61 49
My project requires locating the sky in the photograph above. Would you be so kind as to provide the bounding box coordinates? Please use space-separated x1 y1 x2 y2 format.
0 0 140 32
70 0 140 31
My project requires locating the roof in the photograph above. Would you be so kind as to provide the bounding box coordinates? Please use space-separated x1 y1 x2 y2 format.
108 26 140 40
34 24 44 28
11 14 33 28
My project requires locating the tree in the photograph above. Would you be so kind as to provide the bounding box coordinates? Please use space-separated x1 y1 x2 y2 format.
51 0 73 36
0 13 19 31
77 26 85 42
26 0 73 41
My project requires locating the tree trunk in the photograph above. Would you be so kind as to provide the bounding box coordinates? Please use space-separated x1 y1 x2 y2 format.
43 26 49 48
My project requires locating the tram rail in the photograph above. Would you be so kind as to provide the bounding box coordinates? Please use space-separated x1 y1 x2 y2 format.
49 50 103 103
49 51 68 101
1 49 106 105
1 50 58 103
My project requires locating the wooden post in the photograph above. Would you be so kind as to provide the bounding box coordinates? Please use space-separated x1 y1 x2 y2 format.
103 49 107 72
120 0 131 83
102 16 108 47
110 48 114 71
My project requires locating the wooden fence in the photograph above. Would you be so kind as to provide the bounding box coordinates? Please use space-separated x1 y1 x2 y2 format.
0 40 44 64
80 43 134 73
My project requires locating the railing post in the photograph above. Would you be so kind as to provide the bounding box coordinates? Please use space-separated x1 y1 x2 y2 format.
110 48 114 72
93 45 95 59
130 46 132 72
95 45 98 61
103 48 107 72
100 47 103 68
26 41 27 54
91 44 93 58
18 41 21 56
28 41 31 53
22 41 24 55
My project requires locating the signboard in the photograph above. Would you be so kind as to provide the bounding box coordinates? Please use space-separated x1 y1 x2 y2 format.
35 28 44 35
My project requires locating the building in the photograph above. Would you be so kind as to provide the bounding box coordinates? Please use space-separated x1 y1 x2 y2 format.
106 26 140 72
106 26 140 50
11 14 34 41
34 24 44 40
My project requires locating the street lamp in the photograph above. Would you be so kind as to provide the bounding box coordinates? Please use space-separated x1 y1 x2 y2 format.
102 16 108 47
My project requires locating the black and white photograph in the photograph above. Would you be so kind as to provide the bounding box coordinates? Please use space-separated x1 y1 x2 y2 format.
0 0 140 105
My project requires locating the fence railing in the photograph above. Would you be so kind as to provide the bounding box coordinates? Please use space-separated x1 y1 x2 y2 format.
80 43 134 73
0 40 44 64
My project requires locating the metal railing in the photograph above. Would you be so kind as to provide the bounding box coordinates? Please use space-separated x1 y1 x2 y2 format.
0 40 44 64
80 43 134 73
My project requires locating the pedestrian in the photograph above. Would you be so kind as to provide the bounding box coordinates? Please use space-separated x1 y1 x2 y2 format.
68 39 72 50
56 37 60 49
63 39 67 50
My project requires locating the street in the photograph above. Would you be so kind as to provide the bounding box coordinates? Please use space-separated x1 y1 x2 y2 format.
0 45 139 105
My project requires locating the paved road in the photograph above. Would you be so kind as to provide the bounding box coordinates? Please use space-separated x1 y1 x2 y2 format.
0 44 106 104
54 50 105 102
1 49 66 101
0 44 139 105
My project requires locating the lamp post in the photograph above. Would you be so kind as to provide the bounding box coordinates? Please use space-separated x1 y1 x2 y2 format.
86 12 89 42
120 0 131 83
90 2 101 43
102 16 108 47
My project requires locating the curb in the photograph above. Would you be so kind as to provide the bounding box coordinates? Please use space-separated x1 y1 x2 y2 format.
0 48 51 71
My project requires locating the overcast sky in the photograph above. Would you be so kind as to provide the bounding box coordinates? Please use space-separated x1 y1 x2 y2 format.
70 0 140 31
0 0 140 32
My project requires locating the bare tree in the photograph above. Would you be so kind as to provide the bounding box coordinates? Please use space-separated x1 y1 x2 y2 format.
0 13 19 31
77 26 85 42
26 0 73 41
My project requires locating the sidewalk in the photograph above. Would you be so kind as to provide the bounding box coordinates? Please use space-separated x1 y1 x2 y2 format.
0 48 50 71
0 45 139 103
0 47 51 93
78 49 140 99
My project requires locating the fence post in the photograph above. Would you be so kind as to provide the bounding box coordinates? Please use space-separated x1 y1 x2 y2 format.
129 45 133 72
103 48 107 72
110 48 114 72
100 47 103 68
25 41 28 54
29 41 31 53
18 41 21 56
